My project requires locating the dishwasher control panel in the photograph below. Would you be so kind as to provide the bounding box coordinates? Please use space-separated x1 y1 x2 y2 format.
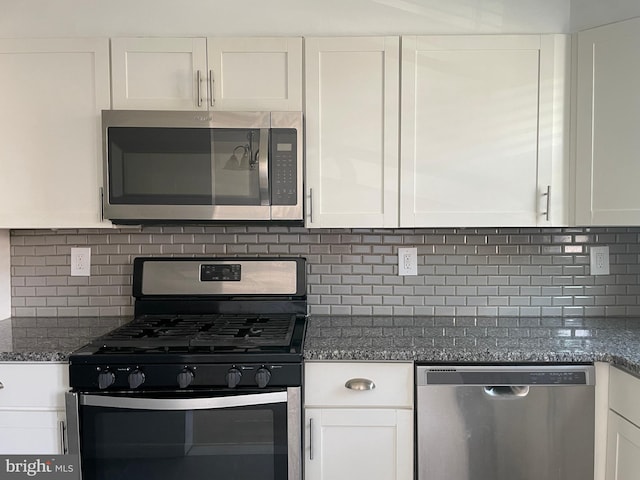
418 365 595 386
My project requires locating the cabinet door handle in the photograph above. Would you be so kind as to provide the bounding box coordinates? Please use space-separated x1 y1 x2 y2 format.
309 417 314 460
196 70 203 107
99 187 105 222
309 188 314 224
543 185 551 221
59 420 67 454
209 70 215 107
345 378 376 391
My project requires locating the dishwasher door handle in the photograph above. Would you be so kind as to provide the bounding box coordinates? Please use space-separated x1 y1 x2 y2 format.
483 385 530 398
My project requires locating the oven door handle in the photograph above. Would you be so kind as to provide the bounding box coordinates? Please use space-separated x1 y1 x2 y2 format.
80 391 288 410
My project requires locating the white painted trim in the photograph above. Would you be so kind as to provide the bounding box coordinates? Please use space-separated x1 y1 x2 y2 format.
0 230 10 320
594 362 609 480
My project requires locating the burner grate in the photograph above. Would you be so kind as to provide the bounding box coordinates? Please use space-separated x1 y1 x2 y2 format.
95 314 297 350
191 315 296 347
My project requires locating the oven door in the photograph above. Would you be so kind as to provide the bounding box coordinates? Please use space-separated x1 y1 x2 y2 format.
65 388 301 480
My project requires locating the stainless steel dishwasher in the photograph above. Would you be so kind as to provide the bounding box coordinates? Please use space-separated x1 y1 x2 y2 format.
416 364 595 480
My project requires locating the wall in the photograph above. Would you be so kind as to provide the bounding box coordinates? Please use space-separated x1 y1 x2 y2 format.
0 230 10 319
0 0 571 36
9 226 640 318
571 0 640 31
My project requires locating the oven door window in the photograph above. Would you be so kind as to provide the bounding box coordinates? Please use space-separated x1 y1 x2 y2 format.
107 127 265 206
79 392 288 480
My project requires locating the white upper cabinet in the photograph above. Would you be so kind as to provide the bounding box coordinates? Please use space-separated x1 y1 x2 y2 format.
401 35 569 227
111 37 302 111
111 37 208 110
208 37 302 111
575 17 640 226
0 38 111 228
305 37 400 228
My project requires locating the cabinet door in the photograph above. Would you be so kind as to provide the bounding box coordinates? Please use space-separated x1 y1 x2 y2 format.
575 18 640 225
0 410 65 454
305 408 413 480
401 35 568 227
207 37 302 111
605 411 640 480
111 37 208 110
0 38 111 228
305 37 400 228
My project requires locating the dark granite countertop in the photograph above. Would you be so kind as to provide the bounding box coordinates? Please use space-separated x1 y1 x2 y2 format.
2 316 640 376
304 316 640 376
0 316 128 362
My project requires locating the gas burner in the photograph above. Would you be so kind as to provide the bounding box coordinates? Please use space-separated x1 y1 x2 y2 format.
94 314 297 351
192 314 296 347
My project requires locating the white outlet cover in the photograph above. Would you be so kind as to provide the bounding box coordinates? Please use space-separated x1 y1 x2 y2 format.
398 247 418 276
590 246 610 276
71 247 92 277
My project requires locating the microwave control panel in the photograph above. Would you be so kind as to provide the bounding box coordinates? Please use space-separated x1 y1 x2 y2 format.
270 129 297 205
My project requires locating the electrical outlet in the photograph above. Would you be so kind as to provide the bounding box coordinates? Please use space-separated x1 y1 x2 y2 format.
71 247 91 276
398 247 418 276
590 246 610 276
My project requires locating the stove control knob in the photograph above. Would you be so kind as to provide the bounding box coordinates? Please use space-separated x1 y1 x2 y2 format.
97 370 115 390
128 369 146 389
255 368 272 388
177 369 195 389
226 368 242 389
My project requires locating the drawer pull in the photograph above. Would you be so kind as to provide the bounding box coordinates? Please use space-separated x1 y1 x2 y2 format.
345 378 375 391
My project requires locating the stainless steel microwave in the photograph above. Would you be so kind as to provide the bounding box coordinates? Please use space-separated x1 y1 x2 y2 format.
102 110 303 224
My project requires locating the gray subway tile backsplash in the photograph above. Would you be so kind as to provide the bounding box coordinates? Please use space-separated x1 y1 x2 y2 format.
8 226 640 318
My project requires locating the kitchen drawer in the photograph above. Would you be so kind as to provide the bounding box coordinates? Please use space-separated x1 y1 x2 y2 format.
0 363 69 409
609 366 640 428
304 362 413 408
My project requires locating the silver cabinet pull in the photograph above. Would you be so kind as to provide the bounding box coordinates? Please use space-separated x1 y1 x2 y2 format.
59 420 67 454
99 187 104 222
309 188 314 224
309 417 314 460
542 185 551 221
196 70 203 107
345 378 376 391
209 70 215 107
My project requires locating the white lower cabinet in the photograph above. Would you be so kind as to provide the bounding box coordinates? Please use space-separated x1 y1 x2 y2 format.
305 408 412 480
606 366 640 480
304 362 413 480
0 410 66 454
606 411 640 480
0 363 69 454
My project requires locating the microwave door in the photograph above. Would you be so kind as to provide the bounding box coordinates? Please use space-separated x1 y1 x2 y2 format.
209 128 271 220
105 126 217 220
104 125 271 222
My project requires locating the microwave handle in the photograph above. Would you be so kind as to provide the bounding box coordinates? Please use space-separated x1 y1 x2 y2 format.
259 128 270 206
80 391 287 411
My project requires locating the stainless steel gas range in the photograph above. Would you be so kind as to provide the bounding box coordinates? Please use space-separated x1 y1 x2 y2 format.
65 257 307 480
